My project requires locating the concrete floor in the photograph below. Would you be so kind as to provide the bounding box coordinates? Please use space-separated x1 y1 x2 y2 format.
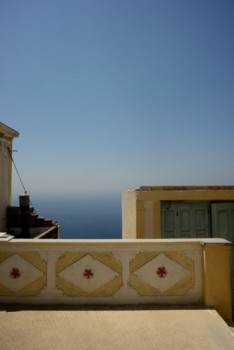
0 305 233 350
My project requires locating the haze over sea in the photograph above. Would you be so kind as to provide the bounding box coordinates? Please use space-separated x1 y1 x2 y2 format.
12 194 122 239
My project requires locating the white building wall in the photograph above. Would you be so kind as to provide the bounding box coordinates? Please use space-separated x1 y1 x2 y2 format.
0 123 19 231
0 136 11 231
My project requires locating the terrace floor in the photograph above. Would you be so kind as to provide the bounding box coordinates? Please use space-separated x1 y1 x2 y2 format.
0 304 233 350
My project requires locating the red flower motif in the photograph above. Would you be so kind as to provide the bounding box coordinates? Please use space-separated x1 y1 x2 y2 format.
83 269 93 279
157 266 167 278
10 268 20 279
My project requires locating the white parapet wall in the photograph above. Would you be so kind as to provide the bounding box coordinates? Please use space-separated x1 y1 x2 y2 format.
0 238 232 319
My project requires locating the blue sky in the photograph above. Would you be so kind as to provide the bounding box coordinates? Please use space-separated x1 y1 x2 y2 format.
1 0 234 197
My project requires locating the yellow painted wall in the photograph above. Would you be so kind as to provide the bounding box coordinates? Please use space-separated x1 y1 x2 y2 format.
122 188 234 239
122 191 137 239
136 188 234 201
153 201 161 239
203 244 232 320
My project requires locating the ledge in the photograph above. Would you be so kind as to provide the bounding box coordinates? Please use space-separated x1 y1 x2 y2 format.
0 238 231 246
138 186 234 191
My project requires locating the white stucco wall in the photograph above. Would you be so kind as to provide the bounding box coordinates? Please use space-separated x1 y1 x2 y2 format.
0 123 19 231
0 238 208 305
0 238 231 320
0 136 11 231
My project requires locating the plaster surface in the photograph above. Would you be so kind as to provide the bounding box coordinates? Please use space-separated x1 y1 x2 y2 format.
58 254 119 293
134 253 190 293
0 122 18 231
0 305 233 350
0 253 43 292
0 238 231 320
0 239 204 305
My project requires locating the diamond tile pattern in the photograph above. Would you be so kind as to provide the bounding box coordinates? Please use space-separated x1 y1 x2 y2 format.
0 254 43 292
134 253 190 293
58 254 119 293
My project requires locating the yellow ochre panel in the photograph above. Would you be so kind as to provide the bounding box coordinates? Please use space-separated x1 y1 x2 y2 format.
56 251 122 297
0 251 47 296
130 251 194 296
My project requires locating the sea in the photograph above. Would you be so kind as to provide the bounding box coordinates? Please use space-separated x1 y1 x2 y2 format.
13 194 122 239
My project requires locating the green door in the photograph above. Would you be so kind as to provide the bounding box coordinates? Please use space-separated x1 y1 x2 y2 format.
161 202 210 238
211 203 234 241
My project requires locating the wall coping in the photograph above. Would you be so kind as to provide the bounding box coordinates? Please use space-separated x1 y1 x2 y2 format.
0 238 231 246
138 186 234 191
122 189 234 201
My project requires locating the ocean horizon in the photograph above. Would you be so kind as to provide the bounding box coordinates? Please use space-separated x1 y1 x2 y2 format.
12 193 122 239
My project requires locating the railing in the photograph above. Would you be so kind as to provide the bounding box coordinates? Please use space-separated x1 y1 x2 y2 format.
0 238 232 320
33 225 60 239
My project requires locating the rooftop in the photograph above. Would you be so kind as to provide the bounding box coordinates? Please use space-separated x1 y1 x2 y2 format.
0 121 19 139
0 304 233 350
